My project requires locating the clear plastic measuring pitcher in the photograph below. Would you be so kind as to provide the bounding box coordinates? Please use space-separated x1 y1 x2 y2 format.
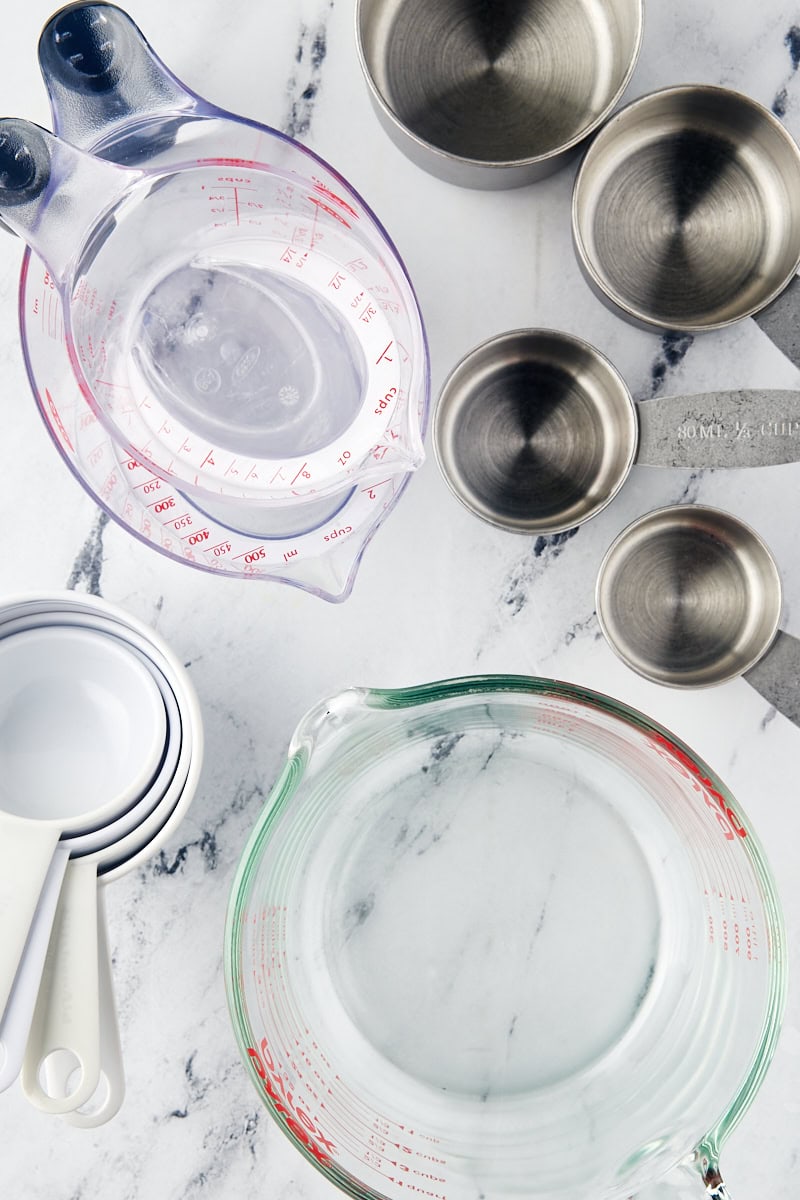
225 677 786 1200
9 3 429 599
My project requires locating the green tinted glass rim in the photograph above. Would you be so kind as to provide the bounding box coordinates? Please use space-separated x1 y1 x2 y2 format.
223 674 787 1190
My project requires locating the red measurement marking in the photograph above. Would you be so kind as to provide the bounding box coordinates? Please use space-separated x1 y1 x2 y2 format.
200 450 216 469
234 186 240 226
290 462 310 486
195 156 260 168
233 545 267 563
650 733 747 839
93 378 130 390
376 341 394 365
312 179 359 219
307 194 351 228
43 389 74 452
360 478 392 496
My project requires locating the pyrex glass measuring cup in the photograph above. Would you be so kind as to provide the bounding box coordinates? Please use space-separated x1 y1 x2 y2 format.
225 676 785 1200
11 2 429 599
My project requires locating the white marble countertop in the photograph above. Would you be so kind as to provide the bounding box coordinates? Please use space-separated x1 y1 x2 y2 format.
1 0 799 1196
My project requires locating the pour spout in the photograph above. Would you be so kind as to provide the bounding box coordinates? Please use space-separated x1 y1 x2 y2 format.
0 118 140 284
38 2 205 154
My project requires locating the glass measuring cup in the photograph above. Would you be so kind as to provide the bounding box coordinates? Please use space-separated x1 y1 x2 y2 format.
13 2 429 599
225 676 785 1200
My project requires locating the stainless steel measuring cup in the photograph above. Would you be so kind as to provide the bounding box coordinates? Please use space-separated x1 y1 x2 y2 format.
572 84 800 331
355 0 643 187
433 328 800 534
596 503 800 727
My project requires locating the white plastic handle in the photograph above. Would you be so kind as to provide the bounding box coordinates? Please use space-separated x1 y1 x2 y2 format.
54 889 125 1127
0 813 61 1020
0 843 69 1091
21 859 101 1114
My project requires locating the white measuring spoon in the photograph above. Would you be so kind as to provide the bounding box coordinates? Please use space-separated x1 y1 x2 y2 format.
0 626 166 1023
0 641 182 1093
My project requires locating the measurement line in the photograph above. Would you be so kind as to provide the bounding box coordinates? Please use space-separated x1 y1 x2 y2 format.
290 462 309 486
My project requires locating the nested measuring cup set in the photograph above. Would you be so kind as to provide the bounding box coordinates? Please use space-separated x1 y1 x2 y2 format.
0 590 203 1126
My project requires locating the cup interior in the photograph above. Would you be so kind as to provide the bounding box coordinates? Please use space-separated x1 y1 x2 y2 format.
596 505 783 686
572 85 800 329
433 328 638 533
357 0 643 166
0 626 166 824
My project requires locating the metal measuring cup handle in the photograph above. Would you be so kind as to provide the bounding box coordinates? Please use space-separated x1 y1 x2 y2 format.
38 2 206 153
753 272 800 370
634 388 800 469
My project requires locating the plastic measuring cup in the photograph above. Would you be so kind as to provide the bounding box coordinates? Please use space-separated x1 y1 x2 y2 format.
0 632 182 1097
0 119 418 504
14 2 428 600
433 328 800 534
0 625 166 1024
19 662 196 1119
0 844 69 1092
225 676 785 1200
0 592 203 1121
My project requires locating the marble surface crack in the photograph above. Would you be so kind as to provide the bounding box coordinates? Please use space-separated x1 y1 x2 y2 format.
282 2 335 139
66 510 110 595
773 25 800 115
649 332 695 398
500 528 580 617
148 779 267 877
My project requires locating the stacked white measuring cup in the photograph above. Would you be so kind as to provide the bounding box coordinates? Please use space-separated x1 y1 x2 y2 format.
0 591 203 1126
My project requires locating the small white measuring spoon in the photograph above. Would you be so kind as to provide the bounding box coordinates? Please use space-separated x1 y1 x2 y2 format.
0 626 167 1024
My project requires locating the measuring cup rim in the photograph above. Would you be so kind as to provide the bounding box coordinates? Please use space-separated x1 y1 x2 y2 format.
571 82 800 332
354 0 645 175
0 622 168 829
595 502 784 688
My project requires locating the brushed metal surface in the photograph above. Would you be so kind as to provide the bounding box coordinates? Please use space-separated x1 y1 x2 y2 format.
433 329 638 533
356 0 643 188
572 85 800 330
596 505 782 688
635 389 800 468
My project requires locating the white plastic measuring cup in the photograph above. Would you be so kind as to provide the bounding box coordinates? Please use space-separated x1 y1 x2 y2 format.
0 626 166 1022
0 604 203 1120
0 844 69 1091
0 637 182 1095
